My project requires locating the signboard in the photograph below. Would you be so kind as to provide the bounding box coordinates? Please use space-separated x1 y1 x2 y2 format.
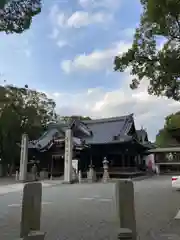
72 159 78 173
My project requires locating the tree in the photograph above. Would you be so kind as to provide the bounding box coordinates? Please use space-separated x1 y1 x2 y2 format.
114 0 180 100
155 111 180 146
0 84 57 173
0 0 41 33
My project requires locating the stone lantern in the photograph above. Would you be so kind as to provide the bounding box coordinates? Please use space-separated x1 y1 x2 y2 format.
102 157 110 183
87 159 96 182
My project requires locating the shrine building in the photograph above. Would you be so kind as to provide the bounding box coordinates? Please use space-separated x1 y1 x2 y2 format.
28 114 154 178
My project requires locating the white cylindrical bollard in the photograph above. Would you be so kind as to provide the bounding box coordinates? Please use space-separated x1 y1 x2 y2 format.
15 171 19 181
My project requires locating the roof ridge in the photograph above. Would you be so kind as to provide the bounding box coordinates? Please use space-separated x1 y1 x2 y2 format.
83 114 133 124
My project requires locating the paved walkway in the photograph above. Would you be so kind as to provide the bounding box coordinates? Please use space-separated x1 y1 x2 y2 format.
0 178 56 195
0 177 18 186
0 176 179 240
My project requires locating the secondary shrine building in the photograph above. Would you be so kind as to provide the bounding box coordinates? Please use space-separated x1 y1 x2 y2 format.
28 114 154 178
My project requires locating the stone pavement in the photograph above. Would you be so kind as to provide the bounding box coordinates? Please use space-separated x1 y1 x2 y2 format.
0 177 19 186
0 176 180 239
0 179 54 196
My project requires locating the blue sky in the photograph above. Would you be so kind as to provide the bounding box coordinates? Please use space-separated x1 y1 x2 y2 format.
0 0 179 141
0 0 141 90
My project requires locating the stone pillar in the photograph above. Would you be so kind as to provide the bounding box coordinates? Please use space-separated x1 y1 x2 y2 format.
115 180 137 240
19 134 28 182
64 129 73 183
78 170 82 183
20 182 45 239
15 171 19 181
102 157 110 183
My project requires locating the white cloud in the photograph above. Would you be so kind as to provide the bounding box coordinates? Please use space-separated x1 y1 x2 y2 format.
66 11 110 28
62 11 111 28
61 60 71 73
60 41 131 73
49 28 59 39
49 4 60 25
57 12 67 27
24 49 31 57
47 75 180 141
49 3 114 50
49 4 112 29
57 40 68 48
79 0 121 11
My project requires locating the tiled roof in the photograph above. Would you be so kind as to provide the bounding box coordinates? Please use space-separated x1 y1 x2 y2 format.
136 129 148 142
28 114 136 150
81 114 134 144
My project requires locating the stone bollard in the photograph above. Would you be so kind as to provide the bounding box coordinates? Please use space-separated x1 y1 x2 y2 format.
15 171 19 181
115 180 137 240
78 170 82 183
19 182 46 240
72 168 78 182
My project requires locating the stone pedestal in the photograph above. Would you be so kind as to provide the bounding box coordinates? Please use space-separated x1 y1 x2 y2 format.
87 167 96 182
64 129 73 183
40 171 48 180
19 134 28 182
72 168 78 182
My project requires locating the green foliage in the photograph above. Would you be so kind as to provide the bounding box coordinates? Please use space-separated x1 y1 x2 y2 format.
155 111 180 146
0 0 7 9
165 111 180 130
114 0 180 100
155 129 171 147
0 0 41 33
0 84 57 167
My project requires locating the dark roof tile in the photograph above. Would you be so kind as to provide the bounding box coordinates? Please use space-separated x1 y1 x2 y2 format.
81 114 134 144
